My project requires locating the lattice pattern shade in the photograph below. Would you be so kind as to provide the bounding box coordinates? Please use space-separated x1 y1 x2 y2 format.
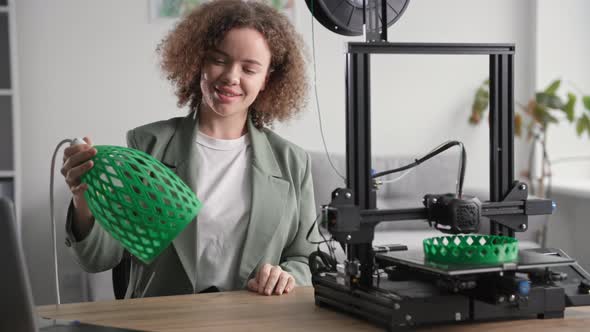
81 145 202 264
423 235 518 265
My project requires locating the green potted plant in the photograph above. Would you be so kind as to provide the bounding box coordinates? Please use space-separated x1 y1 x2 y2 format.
469 79 590 198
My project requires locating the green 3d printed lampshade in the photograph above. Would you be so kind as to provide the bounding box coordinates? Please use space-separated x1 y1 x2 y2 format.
81 145 202 264
423 234 518 265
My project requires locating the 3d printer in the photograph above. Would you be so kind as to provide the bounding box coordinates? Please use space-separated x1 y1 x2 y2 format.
305 0 590 329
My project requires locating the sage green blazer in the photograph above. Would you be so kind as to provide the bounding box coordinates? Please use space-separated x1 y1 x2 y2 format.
66 112 319 298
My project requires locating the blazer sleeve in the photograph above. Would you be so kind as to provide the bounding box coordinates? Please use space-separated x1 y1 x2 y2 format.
279 153 320 286
64 131 145 272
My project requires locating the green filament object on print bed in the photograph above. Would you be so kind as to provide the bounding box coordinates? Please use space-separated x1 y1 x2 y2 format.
423 234 518 265
81 145 202 264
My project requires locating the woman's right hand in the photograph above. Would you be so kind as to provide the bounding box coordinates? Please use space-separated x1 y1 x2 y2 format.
61 136 97 239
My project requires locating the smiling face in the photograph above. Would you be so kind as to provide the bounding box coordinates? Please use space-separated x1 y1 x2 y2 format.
199 27 272 122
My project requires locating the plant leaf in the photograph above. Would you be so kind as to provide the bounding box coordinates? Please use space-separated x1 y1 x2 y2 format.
525 99 536 115
545 111 559 124
561 93 576 122
576 118 584 136
576 114 590 137
584 115 590 138
583 95 590 111
514 113 522 137
533 105 547 125
536 92 564 109
544 79 561 95
470 86 489 124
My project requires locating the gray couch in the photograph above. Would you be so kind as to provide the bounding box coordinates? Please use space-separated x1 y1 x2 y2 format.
307 150 544 255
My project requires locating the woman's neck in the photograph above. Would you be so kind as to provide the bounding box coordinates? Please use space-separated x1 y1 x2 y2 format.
198 107 248 139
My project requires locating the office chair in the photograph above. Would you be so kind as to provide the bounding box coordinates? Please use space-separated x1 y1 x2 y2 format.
112 252 131 300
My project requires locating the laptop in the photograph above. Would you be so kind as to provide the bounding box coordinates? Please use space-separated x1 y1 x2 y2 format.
0 197 142 332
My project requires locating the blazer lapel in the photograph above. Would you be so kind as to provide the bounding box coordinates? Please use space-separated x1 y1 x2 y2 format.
161 111 199 288
237 118 290 286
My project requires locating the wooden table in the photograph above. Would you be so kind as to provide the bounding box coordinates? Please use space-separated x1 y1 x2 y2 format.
38 287 590 331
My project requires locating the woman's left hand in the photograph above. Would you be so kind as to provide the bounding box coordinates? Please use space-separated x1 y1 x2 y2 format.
247 264 295 296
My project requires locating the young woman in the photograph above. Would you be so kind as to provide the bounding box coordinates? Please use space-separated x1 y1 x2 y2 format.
61 0 317 298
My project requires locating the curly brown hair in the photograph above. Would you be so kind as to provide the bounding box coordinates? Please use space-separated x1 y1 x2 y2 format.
157 0 308 128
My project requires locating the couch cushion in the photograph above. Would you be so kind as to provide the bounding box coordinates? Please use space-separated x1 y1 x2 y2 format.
308 150 545 245
309 150 460 231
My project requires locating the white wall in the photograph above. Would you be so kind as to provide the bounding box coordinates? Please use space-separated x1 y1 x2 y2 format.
16 0 536 304
536 0 590 179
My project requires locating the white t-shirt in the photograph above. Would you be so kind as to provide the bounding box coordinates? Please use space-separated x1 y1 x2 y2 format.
194 130 252 292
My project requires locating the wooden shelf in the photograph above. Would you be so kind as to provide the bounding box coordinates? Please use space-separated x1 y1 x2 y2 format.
0 0 19 226
0 170 14 178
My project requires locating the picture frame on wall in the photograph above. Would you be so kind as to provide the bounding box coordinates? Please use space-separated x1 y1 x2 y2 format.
149 0 295 22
